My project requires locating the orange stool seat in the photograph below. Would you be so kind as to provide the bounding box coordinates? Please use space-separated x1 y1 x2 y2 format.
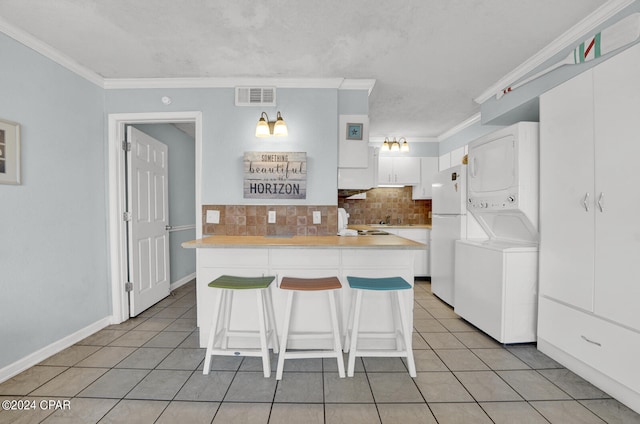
276 276 345 380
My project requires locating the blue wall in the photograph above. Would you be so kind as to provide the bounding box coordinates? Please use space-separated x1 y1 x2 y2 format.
0 33 109 368
0 31 365 371
106 87 344 206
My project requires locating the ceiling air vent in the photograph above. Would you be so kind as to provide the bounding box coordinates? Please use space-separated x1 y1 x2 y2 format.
235 87 276 106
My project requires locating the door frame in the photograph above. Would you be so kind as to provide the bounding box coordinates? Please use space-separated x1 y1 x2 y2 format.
107 111 203 324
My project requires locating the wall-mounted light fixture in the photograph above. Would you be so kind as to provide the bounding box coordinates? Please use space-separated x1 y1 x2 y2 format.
255 111 288 137
381 137 409 152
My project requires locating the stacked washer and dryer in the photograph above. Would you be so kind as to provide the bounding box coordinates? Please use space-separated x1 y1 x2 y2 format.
454 122 540 344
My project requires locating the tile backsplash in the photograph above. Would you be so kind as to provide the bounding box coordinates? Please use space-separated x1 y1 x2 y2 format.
202 205 337 236
338 187 431 225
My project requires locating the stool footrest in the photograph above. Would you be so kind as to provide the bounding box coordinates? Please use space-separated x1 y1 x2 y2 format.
281 351 343 360
206 348 273 358
350 349 411 358
350 330 404 340
284 332 336 340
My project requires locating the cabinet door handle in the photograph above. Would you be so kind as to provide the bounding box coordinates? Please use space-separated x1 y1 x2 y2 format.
583 193 590 212
581 335 602 347
598 192 604 212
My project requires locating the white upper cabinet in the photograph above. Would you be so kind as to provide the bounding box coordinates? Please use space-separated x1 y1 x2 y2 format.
338 147 377 189
378 156 420 185
412 157 439 199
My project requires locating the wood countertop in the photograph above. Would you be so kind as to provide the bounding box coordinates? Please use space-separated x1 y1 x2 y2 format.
182 234 424 249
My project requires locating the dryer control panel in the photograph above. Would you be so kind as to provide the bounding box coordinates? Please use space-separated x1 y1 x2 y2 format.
468 193 518 211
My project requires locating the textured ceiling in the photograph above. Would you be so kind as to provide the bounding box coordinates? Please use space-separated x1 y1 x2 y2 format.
0 0 606 138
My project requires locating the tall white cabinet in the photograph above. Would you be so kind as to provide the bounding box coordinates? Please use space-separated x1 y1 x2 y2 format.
538 42 640 414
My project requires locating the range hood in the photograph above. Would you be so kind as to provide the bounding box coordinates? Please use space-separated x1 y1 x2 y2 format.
338 189 370 198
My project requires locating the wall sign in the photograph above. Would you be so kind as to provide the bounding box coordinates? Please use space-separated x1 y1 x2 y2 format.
346 123 363 140
243 152 307 199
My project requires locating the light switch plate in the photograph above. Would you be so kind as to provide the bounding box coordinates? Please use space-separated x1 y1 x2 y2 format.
268 210 276 224
313 211 321 224
206 210 220 224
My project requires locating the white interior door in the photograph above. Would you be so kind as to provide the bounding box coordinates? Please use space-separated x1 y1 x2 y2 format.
127 126 170 316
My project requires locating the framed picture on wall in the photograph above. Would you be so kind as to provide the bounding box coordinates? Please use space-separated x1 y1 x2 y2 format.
346 122 363 140
0 118 21 185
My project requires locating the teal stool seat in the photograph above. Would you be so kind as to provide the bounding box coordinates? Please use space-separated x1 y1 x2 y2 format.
203 275 279 378
344 276 416 378
346 276 412 291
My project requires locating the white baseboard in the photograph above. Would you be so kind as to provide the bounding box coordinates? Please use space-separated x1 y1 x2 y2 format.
0 316 111 384
170 273 196 291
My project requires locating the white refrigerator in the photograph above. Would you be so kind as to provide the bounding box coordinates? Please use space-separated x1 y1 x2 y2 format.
430 166 484 306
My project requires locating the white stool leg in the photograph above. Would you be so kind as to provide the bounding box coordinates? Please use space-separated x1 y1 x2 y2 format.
328 290 345 378
221 290 233 349
276 290 294 380
396 290 416 377
203 288 225 375
343 289 357 353
347 290 363 377
390 291 403 352
256 289 271 378
263 285 279 353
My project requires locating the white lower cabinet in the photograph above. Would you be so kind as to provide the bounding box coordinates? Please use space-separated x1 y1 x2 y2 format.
386 228 429 277
196 247 416 351
539 297 640 395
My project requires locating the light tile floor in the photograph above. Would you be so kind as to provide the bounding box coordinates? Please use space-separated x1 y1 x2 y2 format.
1 280 639 423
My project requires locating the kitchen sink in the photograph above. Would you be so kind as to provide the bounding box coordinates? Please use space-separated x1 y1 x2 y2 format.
368 223 416 227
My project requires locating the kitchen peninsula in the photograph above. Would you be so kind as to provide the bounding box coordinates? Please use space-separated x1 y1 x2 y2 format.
183 234 424 350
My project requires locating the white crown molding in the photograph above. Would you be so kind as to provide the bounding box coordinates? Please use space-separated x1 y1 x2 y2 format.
369 136 438 143
0 16 104 87
103 77 370 90
339 79 376 95
0 21 377 93
437 113 481 142
474 0 636 104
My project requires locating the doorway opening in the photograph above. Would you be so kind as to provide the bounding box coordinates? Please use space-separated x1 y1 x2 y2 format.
107 112 203 324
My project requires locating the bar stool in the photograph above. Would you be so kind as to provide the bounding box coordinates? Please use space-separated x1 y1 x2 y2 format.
276 276 346 380
344 276 416 377
203 275 279 378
